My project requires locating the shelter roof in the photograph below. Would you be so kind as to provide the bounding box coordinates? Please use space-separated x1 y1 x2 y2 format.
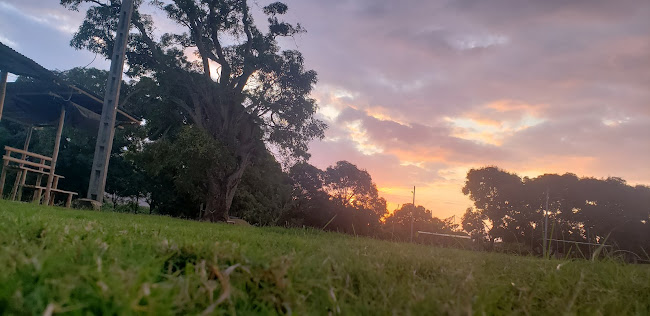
4 81 139 129
0 42 58 82
1 41 139 129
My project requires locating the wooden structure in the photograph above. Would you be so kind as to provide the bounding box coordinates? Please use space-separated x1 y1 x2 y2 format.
1 146 77 207
0 41 138 207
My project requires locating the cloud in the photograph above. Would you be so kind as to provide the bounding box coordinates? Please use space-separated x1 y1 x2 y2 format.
444 100 547 145
0 0 109 71
0 34 18 48
291 0 650 216
0 1 83 34
1 0 648 219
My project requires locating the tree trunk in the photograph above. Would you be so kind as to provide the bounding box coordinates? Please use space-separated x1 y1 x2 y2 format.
203 178 232 222
202 158 249 222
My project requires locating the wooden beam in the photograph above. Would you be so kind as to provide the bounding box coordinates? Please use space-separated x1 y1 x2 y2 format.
0 70 8 121
4 146 52 161
1 156 49 170
116 109 140 125
15 168 27 201
43 105 65 205
49 91 139 129
11 125 33 200
22 126 33 151
69 83 139 124
19 166 63 177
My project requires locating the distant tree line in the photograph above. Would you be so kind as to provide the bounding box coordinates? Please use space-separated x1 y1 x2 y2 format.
2 67 647 259
0 68 459 242
0 121 460 240
461 167 650 259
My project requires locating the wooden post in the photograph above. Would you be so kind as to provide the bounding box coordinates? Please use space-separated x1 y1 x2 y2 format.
87 0 134 203
65 193 73 208
15 170 28 201
32 158 44 202
0 158 8 198
11 168 24 201
33 186 42 202
0 70 8 121
11 125 33 200
43 106 65 205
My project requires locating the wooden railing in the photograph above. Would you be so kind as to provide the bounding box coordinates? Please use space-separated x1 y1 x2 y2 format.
0 146 77 207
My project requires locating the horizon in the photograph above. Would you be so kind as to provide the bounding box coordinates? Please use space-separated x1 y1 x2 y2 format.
1 0 648 219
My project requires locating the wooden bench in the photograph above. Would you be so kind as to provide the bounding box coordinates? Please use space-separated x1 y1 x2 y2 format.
0 146 78 207
23 185 77 207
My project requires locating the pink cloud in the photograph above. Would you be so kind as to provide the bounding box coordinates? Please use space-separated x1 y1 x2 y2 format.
2 0 648 218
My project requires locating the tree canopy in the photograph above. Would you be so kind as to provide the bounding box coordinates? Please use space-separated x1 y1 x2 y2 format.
61 0 326 221
463 167 650 257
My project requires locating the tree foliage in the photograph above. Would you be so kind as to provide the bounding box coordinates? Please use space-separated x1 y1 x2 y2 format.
463 167 650 257
61 0 326 221
461 207 487 241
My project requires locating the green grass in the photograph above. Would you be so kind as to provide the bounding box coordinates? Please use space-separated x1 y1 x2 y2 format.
1 200 649 315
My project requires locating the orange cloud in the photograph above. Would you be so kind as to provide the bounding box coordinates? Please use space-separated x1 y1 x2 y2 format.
445 99 547 146
486 99 543 113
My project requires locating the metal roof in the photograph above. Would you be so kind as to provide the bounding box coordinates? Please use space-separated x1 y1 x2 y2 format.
4 81 139 129
0 42 59 82
1 41 139 129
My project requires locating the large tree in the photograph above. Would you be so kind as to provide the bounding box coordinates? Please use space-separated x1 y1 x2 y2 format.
324 161 385 211
288 162 333 227
463 166 650 257
323 161 387 234
462 167 526 243
61 0 326 221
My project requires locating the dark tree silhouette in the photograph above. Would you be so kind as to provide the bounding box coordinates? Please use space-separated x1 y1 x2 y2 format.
61 0 326 221
461 207 487 241
288 162 333 227
462 167 525 243
323 161 387 234
463 166 650 257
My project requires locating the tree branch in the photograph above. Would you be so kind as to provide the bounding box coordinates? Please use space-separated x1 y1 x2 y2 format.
182 5 212 80
119 86 142 108
131 18 163 63
208 0 231 84
233 0 254 92
170 97 202 129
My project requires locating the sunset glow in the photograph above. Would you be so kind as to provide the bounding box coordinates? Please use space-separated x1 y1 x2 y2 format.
1 0 648 220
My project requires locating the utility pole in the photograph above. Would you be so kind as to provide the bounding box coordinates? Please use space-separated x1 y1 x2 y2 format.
587 226 591 257
410 186 415 242
543 189 549 257
87 0 134 204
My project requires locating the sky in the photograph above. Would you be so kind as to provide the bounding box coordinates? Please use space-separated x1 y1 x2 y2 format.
1 0 649 219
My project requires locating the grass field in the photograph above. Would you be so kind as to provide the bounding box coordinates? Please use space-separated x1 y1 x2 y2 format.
1 200 649 315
